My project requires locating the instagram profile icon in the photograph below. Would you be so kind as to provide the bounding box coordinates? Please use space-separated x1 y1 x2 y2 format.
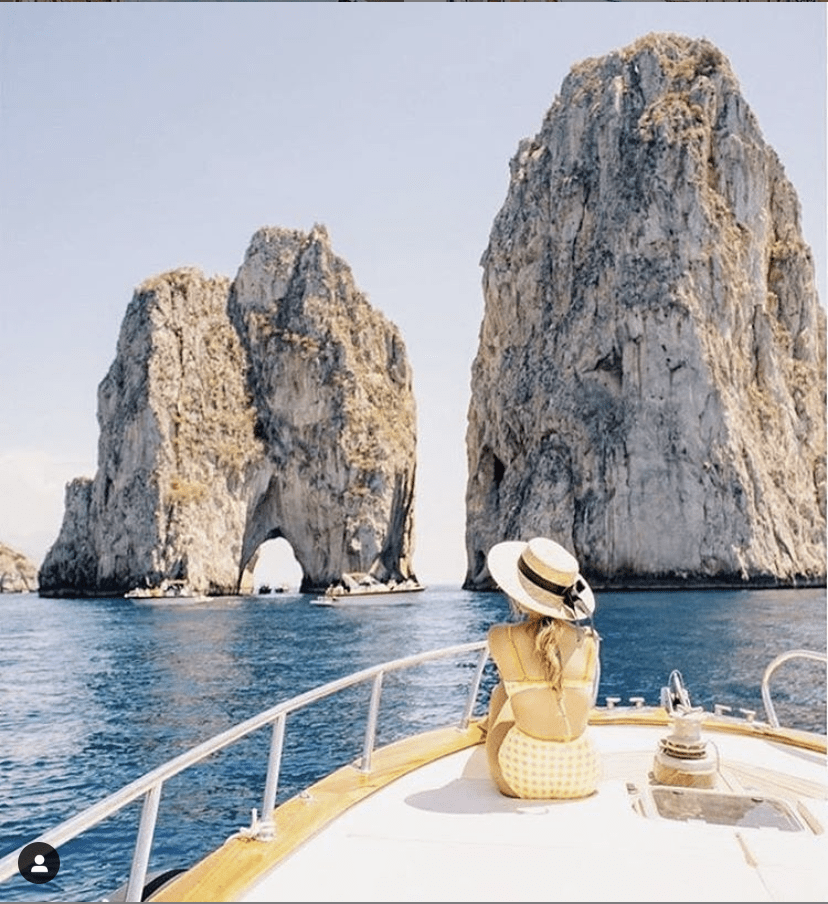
18 842 60 885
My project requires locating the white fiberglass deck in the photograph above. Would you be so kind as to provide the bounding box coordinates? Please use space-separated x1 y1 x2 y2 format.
227 722 826 903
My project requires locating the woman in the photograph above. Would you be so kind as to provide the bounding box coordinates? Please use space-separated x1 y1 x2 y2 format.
485 536 601 799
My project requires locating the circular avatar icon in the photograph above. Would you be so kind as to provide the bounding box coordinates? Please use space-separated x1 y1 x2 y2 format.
18 842 60 884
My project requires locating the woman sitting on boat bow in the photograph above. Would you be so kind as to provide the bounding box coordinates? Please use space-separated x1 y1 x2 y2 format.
485 537 601 799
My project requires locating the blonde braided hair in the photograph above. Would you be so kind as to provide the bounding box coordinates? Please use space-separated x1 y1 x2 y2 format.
508 598 567 692
533 616 566 692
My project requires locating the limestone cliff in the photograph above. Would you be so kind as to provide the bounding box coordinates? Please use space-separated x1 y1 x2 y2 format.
37 479 97 594
0 542 39 593
39 269 263 596
465 33 826 590
229 225 417 588
39 226 417 596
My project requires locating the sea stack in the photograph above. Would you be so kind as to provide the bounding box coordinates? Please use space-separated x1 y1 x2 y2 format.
39 268 263 596
39 226 418 596
228 225 418 591
464 33 826 590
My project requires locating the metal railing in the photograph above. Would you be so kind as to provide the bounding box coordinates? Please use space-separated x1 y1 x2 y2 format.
0 640 490 902
761 649 827 729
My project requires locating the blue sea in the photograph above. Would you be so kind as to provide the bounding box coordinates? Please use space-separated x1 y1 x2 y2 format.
1 586 825 903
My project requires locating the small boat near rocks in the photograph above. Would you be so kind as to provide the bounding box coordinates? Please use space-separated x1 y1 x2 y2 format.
315 571 425 604
124 579 209 604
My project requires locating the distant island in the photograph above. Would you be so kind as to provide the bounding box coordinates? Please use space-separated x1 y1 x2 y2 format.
0 542 38 593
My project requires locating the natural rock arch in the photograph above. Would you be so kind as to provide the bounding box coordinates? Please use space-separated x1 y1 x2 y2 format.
39 226 419 597
247 536 303 592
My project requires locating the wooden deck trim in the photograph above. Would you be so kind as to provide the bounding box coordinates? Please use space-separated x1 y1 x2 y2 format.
150 720 486 903
151 709 824 901
589 707 827 754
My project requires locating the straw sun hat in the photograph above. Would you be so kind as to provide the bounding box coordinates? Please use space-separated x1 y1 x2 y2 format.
487 537 595 622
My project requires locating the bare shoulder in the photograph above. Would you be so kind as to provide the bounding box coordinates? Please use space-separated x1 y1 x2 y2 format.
488 622 535 676
556 621 599 654
487 623 511 647
489 622 523 662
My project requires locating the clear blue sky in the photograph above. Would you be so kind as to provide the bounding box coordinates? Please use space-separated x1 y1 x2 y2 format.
1 3 825 587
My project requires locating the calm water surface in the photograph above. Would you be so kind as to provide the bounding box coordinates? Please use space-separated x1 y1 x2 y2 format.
0 586 825 902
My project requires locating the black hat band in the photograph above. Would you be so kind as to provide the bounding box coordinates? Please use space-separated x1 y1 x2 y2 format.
517 554 571 597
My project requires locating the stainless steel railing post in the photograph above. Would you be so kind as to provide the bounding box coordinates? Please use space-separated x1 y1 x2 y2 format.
360 671 384 773
460 645 490 729
124 782 162 902
259 713 287 836
761 649 827 728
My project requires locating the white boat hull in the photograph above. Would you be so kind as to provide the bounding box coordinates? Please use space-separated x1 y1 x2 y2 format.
150 713 827 903
2 643 823 904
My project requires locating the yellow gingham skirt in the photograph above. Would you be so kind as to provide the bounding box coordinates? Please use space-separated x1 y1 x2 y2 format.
498 726 600 799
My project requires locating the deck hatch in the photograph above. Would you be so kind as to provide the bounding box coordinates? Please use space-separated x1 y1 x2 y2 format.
650 788 802 832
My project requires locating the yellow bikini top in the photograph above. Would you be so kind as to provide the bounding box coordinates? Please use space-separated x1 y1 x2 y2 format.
501 624 600 703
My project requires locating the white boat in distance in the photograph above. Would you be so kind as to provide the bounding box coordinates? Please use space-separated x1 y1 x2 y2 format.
124 579 209 604
316 571 425 603
0 645 824 902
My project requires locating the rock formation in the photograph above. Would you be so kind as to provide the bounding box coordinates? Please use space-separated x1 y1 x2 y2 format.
0 542 39 593
229 225 418 588
39 226 418 596
464 33 826 590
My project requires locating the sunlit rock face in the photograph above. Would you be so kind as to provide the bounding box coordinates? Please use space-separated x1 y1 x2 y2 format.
229 225 418 590
37 479 97 594
0 542 39 593
39 226 417 596
464 33 826 590
40 269 263 596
